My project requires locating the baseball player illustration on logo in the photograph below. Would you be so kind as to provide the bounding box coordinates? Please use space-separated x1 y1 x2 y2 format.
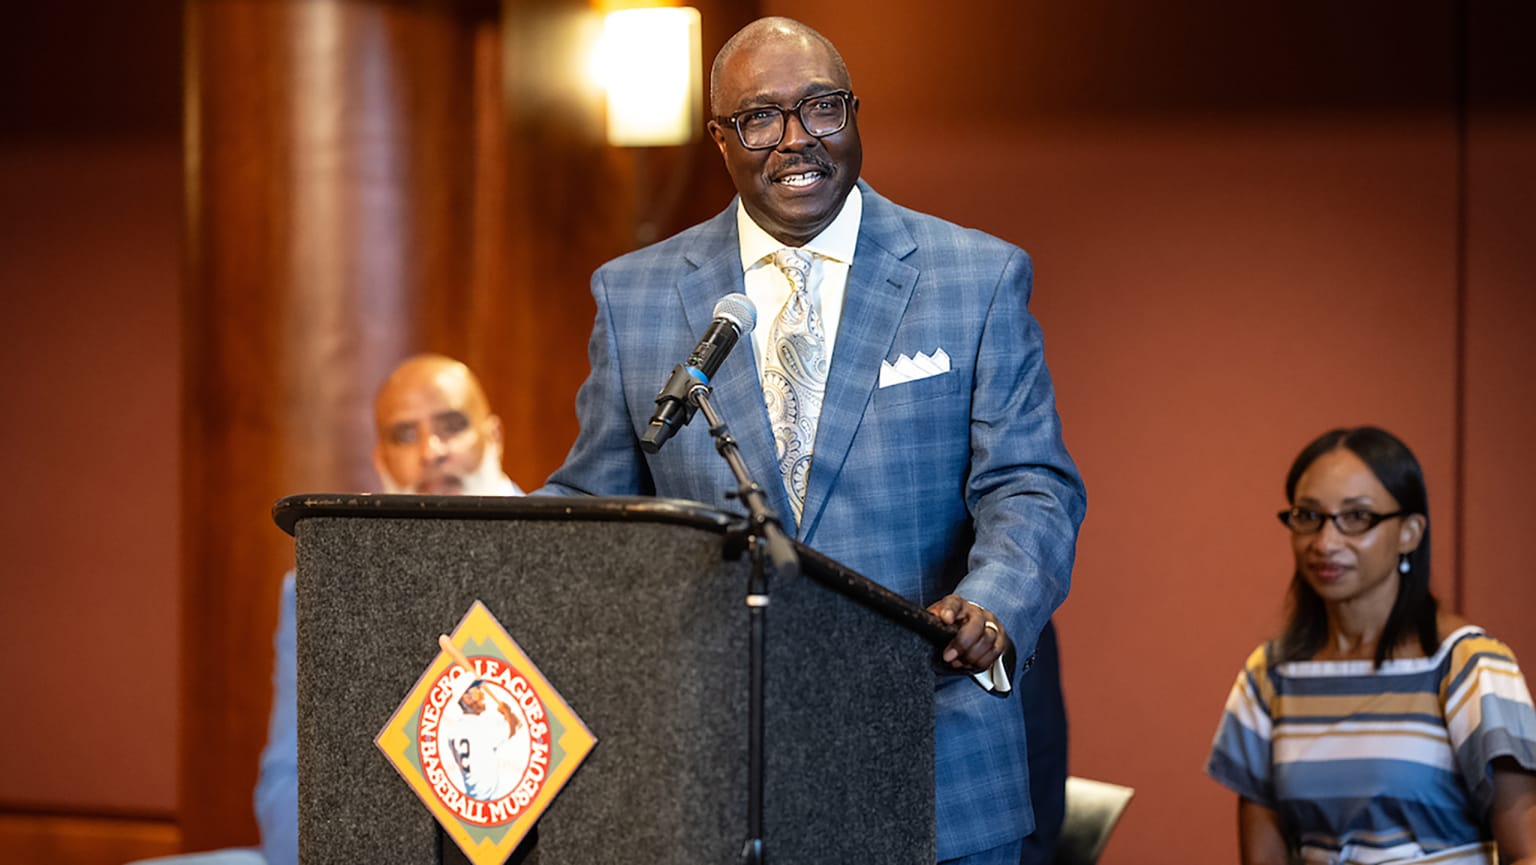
431 634 541 808
443 675 526 801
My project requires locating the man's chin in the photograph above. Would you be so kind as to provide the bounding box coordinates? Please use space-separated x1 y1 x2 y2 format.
757 193 841 245
416 478 465 495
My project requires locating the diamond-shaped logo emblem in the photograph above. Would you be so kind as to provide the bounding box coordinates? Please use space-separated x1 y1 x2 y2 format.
376 600 597 865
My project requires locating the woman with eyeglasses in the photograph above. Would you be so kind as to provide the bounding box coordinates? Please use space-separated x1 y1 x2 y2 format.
1206 426 1536 865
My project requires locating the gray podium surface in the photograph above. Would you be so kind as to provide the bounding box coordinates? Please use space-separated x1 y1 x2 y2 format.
275 495 946 865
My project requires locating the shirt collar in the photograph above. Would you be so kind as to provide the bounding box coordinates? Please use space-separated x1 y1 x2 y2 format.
736 184 862 270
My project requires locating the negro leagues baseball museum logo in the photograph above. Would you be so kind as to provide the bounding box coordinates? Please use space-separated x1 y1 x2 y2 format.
376 600 596 865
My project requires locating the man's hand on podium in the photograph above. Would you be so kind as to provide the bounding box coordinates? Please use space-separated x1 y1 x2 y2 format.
927 595 1009 674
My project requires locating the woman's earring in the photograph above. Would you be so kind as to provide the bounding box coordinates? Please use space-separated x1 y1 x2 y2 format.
1398 554 1411 575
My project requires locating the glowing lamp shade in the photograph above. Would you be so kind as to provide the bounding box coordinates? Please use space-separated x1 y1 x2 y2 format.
595 7 702 147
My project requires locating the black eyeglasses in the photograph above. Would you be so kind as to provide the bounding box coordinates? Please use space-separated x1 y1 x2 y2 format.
1277 507 1406 536
714 90 854 150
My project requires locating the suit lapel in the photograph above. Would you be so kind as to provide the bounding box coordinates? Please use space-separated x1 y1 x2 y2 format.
799 186 919 539
675 210 796 523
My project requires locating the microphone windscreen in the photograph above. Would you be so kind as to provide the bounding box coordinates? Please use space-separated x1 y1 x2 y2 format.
712 293 757 336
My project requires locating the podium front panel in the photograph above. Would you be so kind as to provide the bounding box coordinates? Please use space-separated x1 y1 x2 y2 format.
292 505 934 864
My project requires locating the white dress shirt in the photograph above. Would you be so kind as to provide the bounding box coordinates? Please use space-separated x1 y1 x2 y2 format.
734 185 862 380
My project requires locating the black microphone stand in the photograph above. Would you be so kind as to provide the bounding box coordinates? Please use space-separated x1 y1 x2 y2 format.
687 379 797 865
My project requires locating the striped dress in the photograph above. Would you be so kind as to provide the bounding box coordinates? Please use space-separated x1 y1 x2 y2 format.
1206 625 1536 865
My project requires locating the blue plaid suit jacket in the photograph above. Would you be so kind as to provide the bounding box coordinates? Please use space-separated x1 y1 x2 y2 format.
542 181 1086 859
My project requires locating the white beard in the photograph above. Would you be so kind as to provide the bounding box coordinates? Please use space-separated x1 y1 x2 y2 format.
378 439 511 496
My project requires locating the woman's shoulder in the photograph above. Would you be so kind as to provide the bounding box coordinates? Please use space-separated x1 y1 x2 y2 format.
1433 612 1524 678
1217 642 1280 708
1234 641 1281 680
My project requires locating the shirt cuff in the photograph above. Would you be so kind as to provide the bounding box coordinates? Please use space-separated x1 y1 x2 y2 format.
972 653 1012 694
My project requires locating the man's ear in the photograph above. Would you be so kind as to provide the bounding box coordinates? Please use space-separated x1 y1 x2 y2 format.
707 120 729 157
371 443 390 488
484 414 504 449
1398 513 1427 555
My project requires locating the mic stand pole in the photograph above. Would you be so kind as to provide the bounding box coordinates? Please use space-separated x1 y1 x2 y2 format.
688 381 797 865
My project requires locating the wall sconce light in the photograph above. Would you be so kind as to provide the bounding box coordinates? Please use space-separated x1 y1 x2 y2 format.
594 7 702 147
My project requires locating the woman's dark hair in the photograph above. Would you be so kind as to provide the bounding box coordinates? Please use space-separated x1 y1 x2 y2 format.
1276 426 1437 668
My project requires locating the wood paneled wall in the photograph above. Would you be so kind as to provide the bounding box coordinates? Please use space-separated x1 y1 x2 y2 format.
177 0 758 850
180 0 506 849
0 814 179 865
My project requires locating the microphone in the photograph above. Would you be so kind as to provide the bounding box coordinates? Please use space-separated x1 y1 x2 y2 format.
641 293 757 453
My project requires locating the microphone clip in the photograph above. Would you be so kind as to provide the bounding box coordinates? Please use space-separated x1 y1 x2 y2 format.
640 364 710 453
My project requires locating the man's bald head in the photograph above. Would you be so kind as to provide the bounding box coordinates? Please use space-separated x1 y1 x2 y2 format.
372 354 506 495
709 17 850 118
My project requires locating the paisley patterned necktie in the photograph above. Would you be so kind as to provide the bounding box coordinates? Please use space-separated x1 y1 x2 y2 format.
762 248 828 524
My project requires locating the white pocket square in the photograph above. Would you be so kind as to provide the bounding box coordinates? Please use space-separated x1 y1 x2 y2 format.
879 348 951 388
